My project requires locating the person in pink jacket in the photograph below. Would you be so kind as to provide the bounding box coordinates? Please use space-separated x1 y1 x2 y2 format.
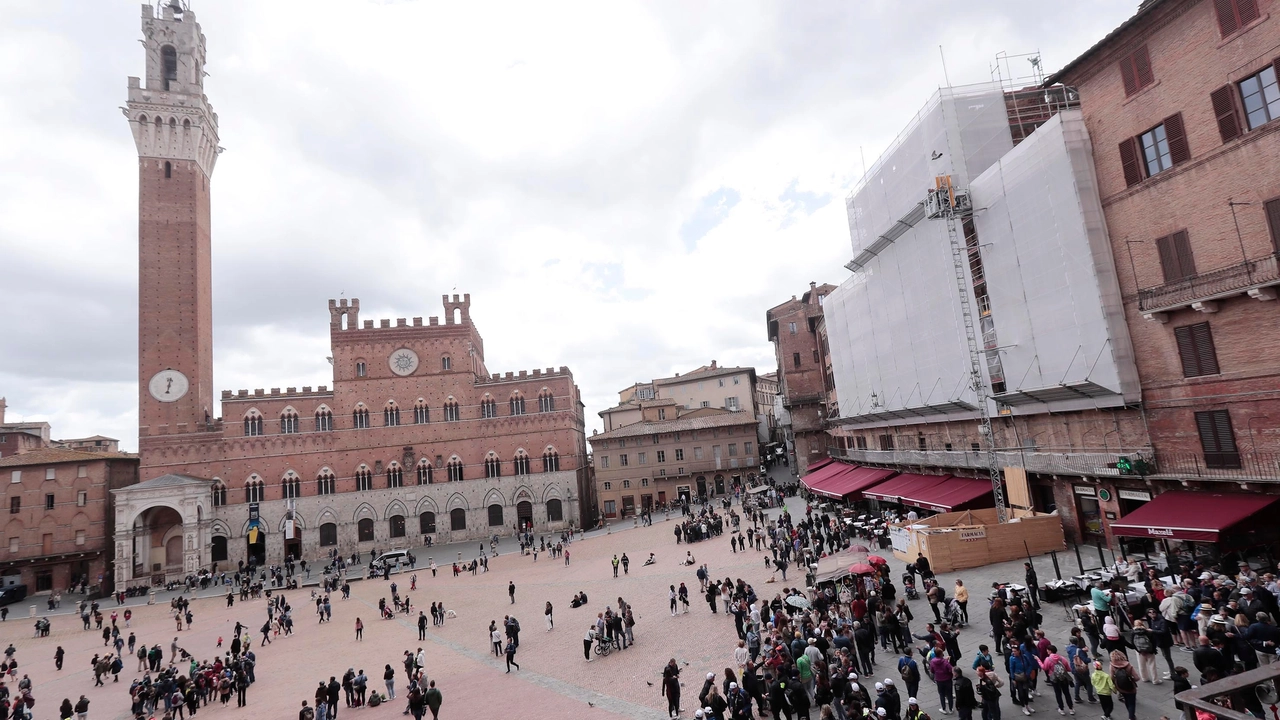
1038 644 1076 716
929 650 955 714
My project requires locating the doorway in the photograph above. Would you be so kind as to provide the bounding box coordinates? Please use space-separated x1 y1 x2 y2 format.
715 475 726 495
284 538 301 563
517 501 533 530
246 529 266 566
695 477 707 499
677 486 690 504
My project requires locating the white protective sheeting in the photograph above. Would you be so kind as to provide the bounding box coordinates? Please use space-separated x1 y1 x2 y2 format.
969 110 1140 409
830 83 1013 421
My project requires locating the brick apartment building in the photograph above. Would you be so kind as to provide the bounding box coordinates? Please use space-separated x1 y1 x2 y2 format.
756 372 780 445
590 406 761 518
110 5 590 588
766 283 838 474
0 398 138 594
1044 0 1280 544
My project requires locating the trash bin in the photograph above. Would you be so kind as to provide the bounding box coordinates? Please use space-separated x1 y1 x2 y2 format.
148 590 156 605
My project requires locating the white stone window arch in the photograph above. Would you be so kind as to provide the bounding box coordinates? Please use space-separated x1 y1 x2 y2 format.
538 387 555 413
355 463 373 492
509 391 526 416
314 404 333 432
416 458 433 485
541 445 560 473
353 402 370 430
280 406 300 434
243 409 264 437
446 455 465 482
480 393 497 419
413 398 429 424
282 470 301 499
386 461 404 488
211 477 227 506
383 400 401 427
443 396 460 422
513 448 531 476
484 451 502 479
316 467 336 496
245 474 264 503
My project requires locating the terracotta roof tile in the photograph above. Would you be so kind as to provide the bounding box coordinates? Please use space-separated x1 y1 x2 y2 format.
0 448 136 468
589 411 758 442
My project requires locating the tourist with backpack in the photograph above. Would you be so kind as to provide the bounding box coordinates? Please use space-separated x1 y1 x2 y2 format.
898 651 921 701
1065 638 1094 704
1037 645 1075 715
1107 652 1138 720
1129 620 1160 684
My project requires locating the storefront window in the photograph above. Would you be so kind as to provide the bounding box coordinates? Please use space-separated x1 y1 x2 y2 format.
1075 488 1104 537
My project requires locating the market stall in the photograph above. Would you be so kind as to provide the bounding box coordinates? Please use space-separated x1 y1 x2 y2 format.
889 507 1065 573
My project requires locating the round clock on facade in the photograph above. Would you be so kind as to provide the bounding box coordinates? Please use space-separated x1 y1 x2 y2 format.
389 348 420 376
148 369 190 402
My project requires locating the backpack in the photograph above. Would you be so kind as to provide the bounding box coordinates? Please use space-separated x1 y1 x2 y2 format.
900 661 918 683
1132 631 1153 654
301 707 315 720
1112 667 1136 694
1050 660 1070 685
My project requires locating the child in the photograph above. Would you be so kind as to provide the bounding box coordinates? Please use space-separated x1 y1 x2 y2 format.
1091 661 1115 720
217 636 223 648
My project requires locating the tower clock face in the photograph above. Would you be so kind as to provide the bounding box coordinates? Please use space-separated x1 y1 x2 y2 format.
149 369 190 402
389 348 420 376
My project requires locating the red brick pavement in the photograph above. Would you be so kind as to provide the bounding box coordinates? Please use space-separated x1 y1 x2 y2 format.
0 513 786 719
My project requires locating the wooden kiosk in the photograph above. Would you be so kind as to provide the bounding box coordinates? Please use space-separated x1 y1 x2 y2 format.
889 508 1065 573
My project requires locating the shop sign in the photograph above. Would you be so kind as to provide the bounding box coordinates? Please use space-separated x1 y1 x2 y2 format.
1118 489 1151 502
1146 527 1174 537
958 528 986 542
1073 485 1096 497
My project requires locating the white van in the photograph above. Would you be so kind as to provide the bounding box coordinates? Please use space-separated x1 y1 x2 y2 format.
373 550 410 569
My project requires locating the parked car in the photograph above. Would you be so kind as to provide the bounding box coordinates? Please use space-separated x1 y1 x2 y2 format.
0 585 27 607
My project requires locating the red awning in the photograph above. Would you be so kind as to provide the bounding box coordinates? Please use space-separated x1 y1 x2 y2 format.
811 466 898 500
864 473 949 504
1109 491 1280 543
806 458 835 474
903 477 993 512
801 461 848 491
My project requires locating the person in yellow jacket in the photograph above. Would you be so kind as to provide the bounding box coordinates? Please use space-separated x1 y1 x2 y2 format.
954 580 970 625
1090 661 1115 720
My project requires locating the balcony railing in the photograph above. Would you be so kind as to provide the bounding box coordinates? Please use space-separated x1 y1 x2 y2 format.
1138 252 1280 313
826 447 1280 482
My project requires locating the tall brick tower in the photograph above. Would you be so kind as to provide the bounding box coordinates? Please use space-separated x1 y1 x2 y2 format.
126 2 219 434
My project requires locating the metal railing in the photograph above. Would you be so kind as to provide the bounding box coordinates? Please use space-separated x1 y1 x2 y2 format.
825 446 1280 482
1138 252 1280 312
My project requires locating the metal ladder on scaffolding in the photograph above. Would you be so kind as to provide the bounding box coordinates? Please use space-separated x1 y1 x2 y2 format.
930 176 1009 524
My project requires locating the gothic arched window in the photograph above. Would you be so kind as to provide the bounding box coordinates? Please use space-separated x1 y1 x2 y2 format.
413 401 429 424
315 407 333 432
353 405 370 429
386 463 404 488
538 390 555 413
243 411 263 437
245 477 264 504
416 461 433 485
161 45 177 90
282 472 301 499
480 396 497 419
316 469 335 496
484 454 501 479
542 449 560 473
384 402 400 427
446 458 464 483
513 451 530 476
509 393 526 416
280 410 299 434
355 465 373 492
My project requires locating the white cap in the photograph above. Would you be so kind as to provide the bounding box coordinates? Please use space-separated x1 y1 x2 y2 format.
730 682 738 689
909 698 919 705
707 673 716 680
848 673 858 680
875 682 884 691
884 678 894 686
877 709 887 717
852 683 861 692
695 712 704 719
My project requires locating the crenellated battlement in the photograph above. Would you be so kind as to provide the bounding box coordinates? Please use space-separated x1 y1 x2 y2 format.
221 386 333 403
329 295 475 333
474 367 573 386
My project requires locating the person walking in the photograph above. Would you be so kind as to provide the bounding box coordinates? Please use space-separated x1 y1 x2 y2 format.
612 555 620 578
1090 661 1115 720
977 668 1004 720
417 611 427 641
355 618 363 640
545 601 554 631
662 659 682 718
670 586 679 617
1108 652 1137 720
424 680 442 720
1130 620 1159 684
954 580 969 625
954 668 977 720
1039 644 1075 716
621 553 630 575
384 664 397 700
504 639 520 672
509 581 516 604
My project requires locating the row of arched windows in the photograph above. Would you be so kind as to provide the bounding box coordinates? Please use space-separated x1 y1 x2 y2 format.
310 500 566 545
241 390 557 437
209 450 563 506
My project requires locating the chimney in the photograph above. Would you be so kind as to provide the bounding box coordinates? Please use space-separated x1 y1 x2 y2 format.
710 360 717 369
810 281 817 290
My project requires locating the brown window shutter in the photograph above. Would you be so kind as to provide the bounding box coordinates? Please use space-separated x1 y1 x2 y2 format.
1174 325 1201 376
1265 197 1280 253
1238 0 1261 26
1119 137 1143 187
1171 230 1196 278
1133 46 1154 89
1190 322 1220 375
1214 0 1241 36
1119 56 1138 97
1211 85 1243 143
1212 410 1238 452
1156 234 1179 282
1164 113 1190 164
1195 411 1220 452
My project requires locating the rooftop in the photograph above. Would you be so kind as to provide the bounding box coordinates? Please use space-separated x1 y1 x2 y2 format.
589 410 758 442
1044 0 1165 86
653 363 755 385
0 447 136 468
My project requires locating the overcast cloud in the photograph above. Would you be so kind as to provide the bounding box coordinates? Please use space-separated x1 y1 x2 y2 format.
0 1 1135 450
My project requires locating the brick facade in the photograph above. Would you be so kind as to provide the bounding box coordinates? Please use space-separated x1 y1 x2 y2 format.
767 283 837 472
119 5 590 577
1050 0 1280 490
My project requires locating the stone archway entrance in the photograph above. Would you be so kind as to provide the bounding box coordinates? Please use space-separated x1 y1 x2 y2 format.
111 474 212 588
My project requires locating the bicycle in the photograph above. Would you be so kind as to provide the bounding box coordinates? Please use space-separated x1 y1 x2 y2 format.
593 636 614 657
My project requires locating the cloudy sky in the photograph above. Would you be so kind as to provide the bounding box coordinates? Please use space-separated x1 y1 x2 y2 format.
0 0 1135 450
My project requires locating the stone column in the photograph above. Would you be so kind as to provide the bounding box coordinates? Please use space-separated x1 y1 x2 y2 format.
182 520 200 574
114 528 134 587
